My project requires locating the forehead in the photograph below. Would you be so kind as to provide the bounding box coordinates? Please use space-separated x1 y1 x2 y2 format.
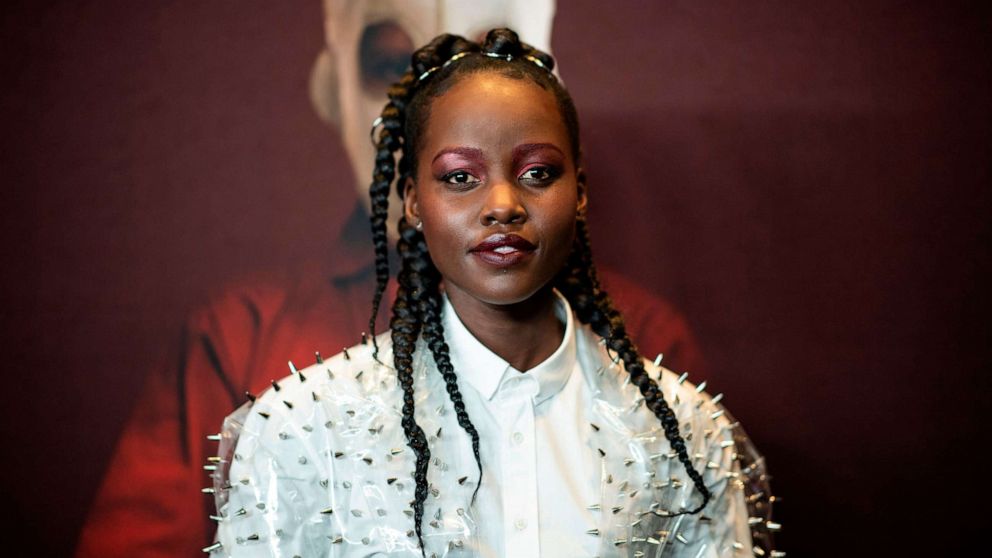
421 73 567 148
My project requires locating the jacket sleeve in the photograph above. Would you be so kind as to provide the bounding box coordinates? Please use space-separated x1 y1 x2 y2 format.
74 290 267 557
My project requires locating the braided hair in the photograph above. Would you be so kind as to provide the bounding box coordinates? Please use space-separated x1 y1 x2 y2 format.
366 28 710 553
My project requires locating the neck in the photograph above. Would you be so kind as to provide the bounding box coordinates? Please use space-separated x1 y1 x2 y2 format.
445 285 564 372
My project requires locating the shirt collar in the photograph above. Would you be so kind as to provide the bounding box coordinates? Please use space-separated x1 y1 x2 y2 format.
442 290 578 405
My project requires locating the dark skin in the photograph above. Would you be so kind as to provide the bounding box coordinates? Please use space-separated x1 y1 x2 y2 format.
404 73 587 372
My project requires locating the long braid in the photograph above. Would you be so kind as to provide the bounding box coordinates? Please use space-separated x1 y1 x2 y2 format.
369 74 417 357
555 218 712 513
390 219 430 555
417 259 484 503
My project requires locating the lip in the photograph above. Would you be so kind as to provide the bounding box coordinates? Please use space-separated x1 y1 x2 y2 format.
469 234 537 267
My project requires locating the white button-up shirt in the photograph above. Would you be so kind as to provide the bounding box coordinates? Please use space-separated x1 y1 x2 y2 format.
210 292 768 557
443 291 596 557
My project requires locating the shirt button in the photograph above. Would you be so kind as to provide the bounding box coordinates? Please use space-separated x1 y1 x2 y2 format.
512 432 524 445
514 518 527 531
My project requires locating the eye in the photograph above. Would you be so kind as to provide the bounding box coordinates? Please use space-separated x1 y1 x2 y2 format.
519 166 557 183
441 171 480 185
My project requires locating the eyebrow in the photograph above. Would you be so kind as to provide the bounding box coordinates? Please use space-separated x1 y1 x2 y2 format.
431 147 485 165
512 143 565 162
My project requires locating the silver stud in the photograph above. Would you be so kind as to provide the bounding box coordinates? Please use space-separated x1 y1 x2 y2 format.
315 351 323 364
298 456 307 464
351 509 362 517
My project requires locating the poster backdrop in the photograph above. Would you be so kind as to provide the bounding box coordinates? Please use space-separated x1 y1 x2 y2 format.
1 1 988 556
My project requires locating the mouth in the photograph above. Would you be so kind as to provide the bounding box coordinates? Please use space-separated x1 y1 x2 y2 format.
469 234 537 267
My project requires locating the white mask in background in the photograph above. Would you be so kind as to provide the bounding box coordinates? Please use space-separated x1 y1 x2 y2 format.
310 0 556 230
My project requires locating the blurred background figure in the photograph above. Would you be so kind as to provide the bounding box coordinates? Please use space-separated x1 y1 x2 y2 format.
72 2 702 556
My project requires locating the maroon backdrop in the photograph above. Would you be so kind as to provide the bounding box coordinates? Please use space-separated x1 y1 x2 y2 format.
1 1 988 556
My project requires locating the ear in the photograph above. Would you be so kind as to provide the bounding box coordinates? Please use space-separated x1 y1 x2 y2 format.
309 49 340 126
403 176 420 225
575 167 589 218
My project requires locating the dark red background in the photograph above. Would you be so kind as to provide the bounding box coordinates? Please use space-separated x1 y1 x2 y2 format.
1 1 988 556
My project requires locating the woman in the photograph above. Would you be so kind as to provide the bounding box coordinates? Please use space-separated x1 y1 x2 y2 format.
207 29 778 557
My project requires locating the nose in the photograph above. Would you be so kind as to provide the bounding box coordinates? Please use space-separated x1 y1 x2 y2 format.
480 181 527 226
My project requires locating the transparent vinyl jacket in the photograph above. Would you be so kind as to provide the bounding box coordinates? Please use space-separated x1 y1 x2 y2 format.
205 320 779 557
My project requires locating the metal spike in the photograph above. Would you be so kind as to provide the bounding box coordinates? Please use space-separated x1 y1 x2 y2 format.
203 465 217 471
361 332 369 345
320 507 334 514
351 509 362 517
329 536 343 544
712 393 724 405
202 542 223 553
201 487 215 494
327 368 334 380
587 503 601 511
315 351 323 364
598 448 606 458
312 391 319 402
257 411 270 419
695 381 707 393
586 528 600 536
391 448 405 455
435 508 442 521
343 347 350 360
711 410 725 420
612 505 624 514
355 370 364 380
387 477 398 485
245 391 256 403
590 423 600 432
458 476 468 485
206 433 221 441
675 533 689 544
677 372 689 385
624 458 636 466
271 380 281 392
288 361 298 375
283 400 293 410
654 353 663 367
363 457 373 465
209 514 223 522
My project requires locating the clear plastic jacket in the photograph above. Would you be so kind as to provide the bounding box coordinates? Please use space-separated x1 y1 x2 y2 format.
207 322 778 557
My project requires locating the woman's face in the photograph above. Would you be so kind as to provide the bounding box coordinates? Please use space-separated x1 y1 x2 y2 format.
405 72 585 307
